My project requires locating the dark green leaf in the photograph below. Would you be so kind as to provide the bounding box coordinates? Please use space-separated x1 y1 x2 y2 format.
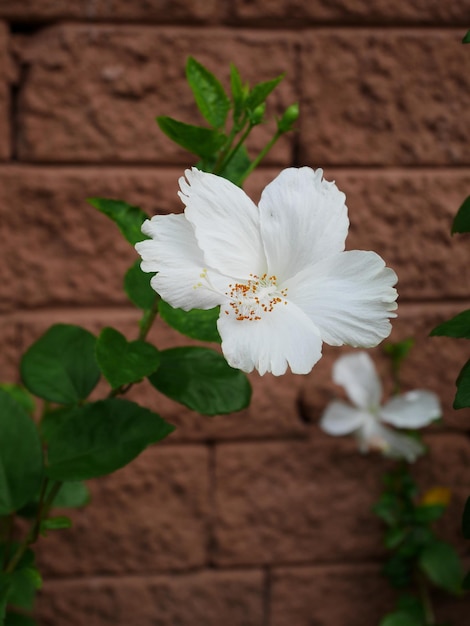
385 527 407 549
230 63 245 120
158 301 220 343
149 347 251 416
0 391 43 516
21 324 100 405
186 57 230 129
462 496 470 539
2 548 41 612
96 327 160 389
5 613 38 626
219 145 251 186
247 75 283 110
87 198 148 246
454 359 470 409
431 310 470 339
40 516 72 532
124 260 157 310
419 540 463 593
463 570 470 590
380 612 421 626
51 481 90 509
452 196 470 234
414 504 446 524
156 117 225 159
463 31 470 44
0 385 35 415
45 399 174 481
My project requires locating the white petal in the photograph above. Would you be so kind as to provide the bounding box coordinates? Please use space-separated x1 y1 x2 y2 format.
284 250 398 348
135 214 224 310
217 300 322 376
332 352 382 409
179 168 267 279
320 401 367 435
357 420 425 462
380 390 441 429
259 167 349 282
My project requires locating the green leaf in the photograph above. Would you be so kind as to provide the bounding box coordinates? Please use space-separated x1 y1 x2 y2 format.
87 198 149 246
149 347 251 416
462 496 470 539
96 327 160 389
419 540 463 593
380 612 421 626
454 359 470 409
413 504 446 524
51 481 90 509
0 548 41 612
463 31 470 44
431 310 470 339
0 385 35 415
186 57 230 129
21 324 100 405
247 75 284 110
385 527 407 549
5 613 38 626
230 63 246 120
219 145 251 186
0 391 43 516
156 117 225 159
452 196 470 234
124 260 157 310
40 516 72 532
45 398 174 481
158 300 220 343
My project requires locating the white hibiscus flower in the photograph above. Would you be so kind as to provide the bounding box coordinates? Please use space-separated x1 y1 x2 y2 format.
136 167 398 376
320 351 441 462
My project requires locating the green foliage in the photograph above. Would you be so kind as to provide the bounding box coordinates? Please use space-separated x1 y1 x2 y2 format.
96 327 160 389
454 359 470 409
463 31 470 44
40 516 72 533
43 399 174 481
87 198 149 246
5 613 38 626
149 347 251 415
452 196 470 233
0 548 41 612
0 385 35 415
186 56 230 129
21 324 100 405
158 300 221 343
430 310 470 339
124 260 157 310
156 117 226 159
380 595 425 626
246 75 283 110
0 391 43 516
419 540 463 593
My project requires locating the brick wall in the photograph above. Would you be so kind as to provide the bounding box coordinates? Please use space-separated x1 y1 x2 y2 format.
2 2 470 625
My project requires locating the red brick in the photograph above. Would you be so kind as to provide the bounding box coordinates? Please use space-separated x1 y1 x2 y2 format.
271 564 468 626
36 444 210 576
299 31 470 165
0 0 220 21
2 166 469 312
0 316 22 383
230 1 469 24
0 22 10 160
36 570 264 626
15 26 296 163
213 435 470 566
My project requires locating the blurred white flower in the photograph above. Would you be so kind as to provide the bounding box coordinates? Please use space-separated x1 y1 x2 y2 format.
320 351 441 462
136 167 398 376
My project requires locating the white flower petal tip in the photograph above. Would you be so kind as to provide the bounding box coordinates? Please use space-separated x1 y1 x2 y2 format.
135 167 399 376
332 351 382 410
380 390 441 429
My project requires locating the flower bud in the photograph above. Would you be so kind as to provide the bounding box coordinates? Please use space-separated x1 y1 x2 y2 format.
277 102 299 132
249 103 266 126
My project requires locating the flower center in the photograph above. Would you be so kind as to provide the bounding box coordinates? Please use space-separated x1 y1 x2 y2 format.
224 273 288 321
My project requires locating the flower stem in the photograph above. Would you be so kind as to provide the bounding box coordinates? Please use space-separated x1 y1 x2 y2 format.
417 570 436 626
238 130 283 185
216 122 254 175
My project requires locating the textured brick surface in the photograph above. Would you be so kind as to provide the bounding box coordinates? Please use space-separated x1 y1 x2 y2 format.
0 22 10 160
271 564 468 626
36 570 264 626
36 445 210 575
299 31 470 165
15 26 296 163
230 1 470 24
213 434 470 566
0 0 220 21
2 166 469 313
